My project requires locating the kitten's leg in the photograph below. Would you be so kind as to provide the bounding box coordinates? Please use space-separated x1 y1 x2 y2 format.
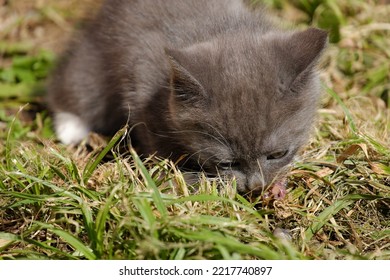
54 112 90 145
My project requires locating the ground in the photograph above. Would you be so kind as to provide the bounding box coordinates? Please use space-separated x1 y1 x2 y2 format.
0 0 389 259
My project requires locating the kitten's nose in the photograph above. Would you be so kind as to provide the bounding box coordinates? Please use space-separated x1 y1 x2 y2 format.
247 174 266 195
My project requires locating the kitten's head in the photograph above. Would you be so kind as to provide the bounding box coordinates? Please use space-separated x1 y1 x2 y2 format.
165 28 327 195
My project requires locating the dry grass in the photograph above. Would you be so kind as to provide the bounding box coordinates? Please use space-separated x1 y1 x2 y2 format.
0 0 389 260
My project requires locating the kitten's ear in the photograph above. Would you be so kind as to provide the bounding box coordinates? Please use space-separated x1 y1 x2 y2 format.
284 28 328 92
165 48 207 104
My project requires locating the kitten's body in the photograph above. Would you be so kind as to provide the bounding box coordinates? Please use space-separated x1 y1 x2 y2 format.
47 0 327 195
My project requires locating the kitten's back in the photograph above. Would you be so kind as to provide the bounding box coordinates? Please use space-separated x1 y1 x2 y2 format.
47 0 273 140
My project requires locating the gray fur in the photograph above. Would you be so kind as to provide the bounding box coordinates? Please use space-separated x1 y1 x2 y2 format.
47 0 327 194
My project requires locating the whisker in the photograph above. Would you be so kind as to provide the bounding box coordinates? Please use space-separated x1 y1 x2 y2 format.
198 153 220 172
202 122 230 148
179 147 214 169
168 129 230 151
256 159 266 187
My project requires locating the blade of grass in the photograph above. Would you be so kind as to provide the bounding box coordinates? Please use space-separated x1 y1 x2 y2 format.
0 232 77 259
6 172 81 201
70 160 81 184
5 106 28 170
169 228 286 259
305 194 382 241
131 149 168 218
94 185 122 258
0 41 33 54
34 222 96 260
80 201 96 253
20 238 78 260
83 126 127 185
168 194 269 218
324 85 357 134
362 134 390 157
132 198 158 238
0 232 20 251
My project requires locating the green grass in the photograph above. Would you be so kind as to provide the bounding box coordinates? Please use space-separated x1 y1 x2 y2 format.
0 0 389 260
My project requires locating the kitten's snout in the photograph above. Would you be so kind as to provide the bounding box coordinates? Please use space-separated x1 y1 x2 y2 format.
247 173 266 195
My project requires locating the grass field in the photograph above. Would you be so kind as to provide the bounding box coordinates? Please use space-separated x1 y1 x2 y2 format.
0 0 389 260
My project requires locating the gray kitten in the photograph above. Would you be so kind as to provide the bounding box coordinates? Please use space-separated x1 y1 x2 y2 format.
47 0 327 196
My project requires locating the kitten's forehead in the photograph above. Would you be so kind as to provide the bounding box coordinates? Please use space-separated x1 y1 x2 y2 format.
218 35 277 86
207 37 282 117
176 33 281 97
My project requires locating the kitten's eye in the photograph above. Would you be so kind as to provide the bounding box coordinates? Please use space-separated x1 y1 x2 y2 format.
218 160 240 170
266 150 288 160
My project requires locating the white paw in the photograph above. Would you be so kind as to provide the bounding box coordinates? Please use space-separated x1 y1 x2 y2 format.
54 112 90 145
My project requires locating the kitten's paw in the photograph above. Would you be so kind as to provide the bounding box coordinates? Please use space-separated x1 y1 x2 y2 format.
54 112 90 145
